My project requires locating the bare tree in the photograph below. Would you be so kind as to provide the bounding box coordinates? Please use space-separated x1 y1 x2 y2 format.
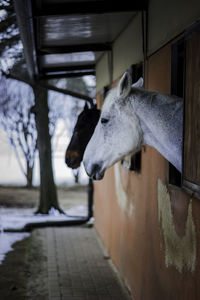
0 1 62 212
0 76 37 188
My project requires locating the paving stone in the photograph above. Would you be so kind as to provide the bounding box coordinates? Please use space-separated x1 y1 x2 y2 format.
37 226 132 300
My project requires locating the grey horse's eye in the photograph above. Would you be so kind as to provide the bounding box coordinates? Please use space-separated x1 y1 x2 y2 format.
101 118 109 124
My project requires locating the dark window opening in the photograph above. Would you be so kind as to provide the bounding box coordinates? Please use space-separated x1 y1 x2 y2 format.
129 151 141 172
169 39 185 186
121 63 143 173
131 63 143 83
183 22 200 197
103 85 109 98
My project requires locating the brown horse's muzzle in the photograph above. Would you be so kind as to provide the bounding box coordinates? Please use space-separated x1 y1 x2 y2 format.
65 149 81 169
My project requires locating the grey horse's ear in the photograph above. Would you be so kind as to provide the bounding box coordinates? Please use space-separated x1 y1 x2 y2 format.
132 77 144 88
117 72 132 98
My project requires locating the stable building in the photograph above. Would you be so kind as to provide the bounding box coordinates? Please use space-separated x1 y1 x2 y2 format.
15 1 200 299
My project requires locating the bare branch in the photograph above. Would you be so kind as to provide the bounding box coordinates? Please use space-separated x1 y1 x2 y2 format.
10 135 26 177
3 72 93 103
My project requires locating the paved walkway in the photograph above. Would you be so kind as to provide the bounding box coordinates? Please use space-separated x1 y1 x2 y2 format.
40 226 131 300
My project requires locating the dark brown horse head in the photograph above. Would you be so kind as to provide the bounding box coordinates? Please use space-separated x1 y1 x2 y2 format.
65 103 100 169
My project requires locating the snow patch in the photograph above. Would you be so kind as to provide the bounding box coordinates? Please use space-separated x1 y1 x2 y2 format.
0 205 88 265
0 206 87 231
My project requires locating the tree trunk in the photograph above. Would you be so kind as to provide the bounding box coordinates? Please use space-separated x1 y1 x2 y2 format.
33 86 62 214
26 161 33 189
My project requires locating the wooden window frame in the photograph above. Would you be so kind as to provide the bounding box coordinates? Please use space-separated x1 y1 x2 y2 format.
169 21 200 198
182 20 200 197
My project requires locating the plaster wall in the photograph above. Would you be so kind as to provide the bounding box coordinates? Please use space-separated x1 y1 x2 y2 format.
112 12 143 82
148 0 200 55
95 52 110 93
95 13 143 93
95 0 200 93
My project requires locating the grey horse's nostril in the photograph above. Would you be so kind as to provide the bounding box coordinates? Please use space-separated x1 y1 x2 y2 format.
88 162 105 180
91 163 101 175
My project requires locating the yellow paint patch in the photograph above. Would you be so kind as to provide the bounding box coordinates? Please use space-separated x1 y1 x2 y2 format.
114 163 134 217
158 179 196 273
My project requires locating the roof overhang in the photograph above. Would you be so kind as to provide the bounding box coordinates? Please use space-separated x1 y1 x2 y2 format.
14 0 148 82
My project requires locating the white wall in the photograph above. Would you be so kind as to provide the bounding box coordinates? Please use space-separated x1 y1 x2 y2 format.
95 0 200 92
148 0 200 55
96 13 143 92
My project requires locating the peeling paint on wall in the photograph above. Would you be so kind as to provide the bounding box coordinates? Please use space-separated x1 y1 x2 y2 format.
114 163 134 217
158 179 196 273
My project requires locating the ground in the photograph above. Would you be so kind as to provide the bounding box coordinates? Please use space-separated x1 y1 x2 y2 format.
0 185 131 299
0 184 88 210
0 185 86 299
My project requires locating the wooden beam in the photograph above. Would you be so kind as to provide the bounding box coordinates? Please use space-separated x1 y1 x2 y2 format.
39 82 93 103
33 1 148 16
41 64 95 73
4 72 93 103
38 43 112 55
40 71 95 80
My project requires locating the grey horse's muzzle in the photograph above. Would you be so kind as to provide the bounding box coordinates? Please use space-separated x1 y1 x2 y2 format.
84 161 105 180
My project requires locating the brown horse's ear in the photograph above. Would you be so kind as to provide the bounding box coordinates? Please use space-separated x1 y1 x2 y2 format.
84 102 89 111
132 77 143 88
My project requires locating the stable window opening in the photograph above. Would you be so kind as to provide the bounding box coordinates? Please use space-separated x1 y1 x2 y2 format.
169 39 185 186
121 63 143 173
